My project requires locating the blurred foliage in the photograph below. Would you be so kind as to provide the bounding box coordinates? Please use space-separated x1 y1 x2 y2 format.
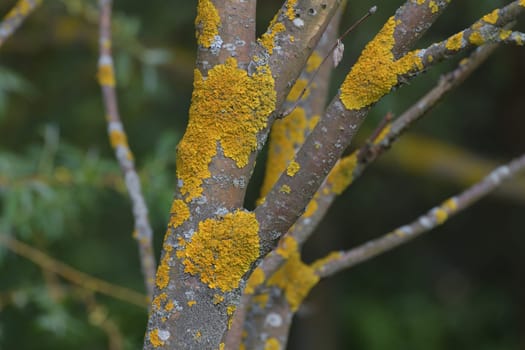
0 0 524 349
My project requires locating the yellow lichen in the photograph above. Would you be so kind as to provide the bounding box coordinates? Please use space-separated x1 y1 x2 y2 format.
265 338 281 350
253 293 269 308
219 343 225 350
149 329 165 347
482 9 499 24
245 267 265 294
227 305 236 316
268 237 319 311
187 300 197 307
433 208 448 224
109 129 127 148
260 22 286 55
195 331 202 339
156 245 173 289
286 79 310 101
213 294 224 304
259 107 312 198
279 184 291 194
340 17 423 110
168 199 190 228
469 31 485 46
286 0 298 20
165 300 174 312
286 161 300 176
373 123 391 145
446 32 464 51
441 198 458 212
428 1 439 13
195 0 221 48
303 197 318 218
152 293 168 311
311 251 343 271
306 51 323 72
176 210 260 291
176 58 275 201
97 64 115 87
327 153 358 195
521 0 525 7
499 30 512 41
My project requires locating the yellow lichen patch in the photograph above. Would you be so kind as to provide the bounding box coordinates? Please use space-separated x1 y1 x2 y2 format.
310 251 343 271
428 1 439 13
303 197 318 218
446 32 464 51
286 79 310 101
279 184 291 194
373 123 392 145
260 22 286 55
499 30 512 41
168 199 190 228
219 343 225 350
275 236 298 259
152 293 168 311
195 0 221 48
259 107 311 198
187 300 197 307
165 300 174 312
156 245 173 289
176 58 275 201
213 294 224 304
149 329 165 347
286 0 298 20
268 238 319 311
340 17 423 110
195 331 202 339
265 337 281 350
469 31 485 46
227 305 236 316
441 198 458 212
327 153 358 195
433 208 448 225
176 211 260 292
521 0 525 7
97 64 115 87
306 51 323 72
482 9 499 24
286 161 300 176
253 293 269 308
109 129 127 148
245 267 265 294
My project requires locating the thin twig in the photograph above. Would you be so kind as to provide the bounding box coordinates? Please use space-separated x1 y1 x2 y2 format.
0 0 42 49
0 234 148 307
314 153 525 277
98 0 156 300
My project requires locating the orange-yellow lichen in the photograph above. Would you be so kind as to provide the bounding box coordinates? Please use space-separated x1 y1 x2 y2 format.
446 32 464 51
245 267 265 294
286 0 298 20
195 331 202 339
326 153 358 195
109 129 127 148
279 184 291 194
213 294 224 304
499 30 512 41
149 329 165 347
152 292 168 311
168 199 190 228
176 210 260 291
468 31 485 46
195 0 221 48
311 251 343 271
97 64 115 87
482 9 499 24
165 300 174 312
373 123 392 145
227 305 236 316
176 57 275 201
306 51 323 72
428 0 439 13
286 161 300 176
265 337 281 350
187 300 197 307
521 0 525 7
286 79 311 101
433 208 448 224
156 245 173 289
259 107 316 198
268 236 319 311
253 293 269 308
441 198 458 212
340 17 423 110
260 22 286 55
303 197 318 218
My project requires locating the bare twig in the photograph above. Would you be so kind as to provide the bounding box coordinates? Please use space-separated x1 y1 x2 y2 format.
0 0 41 49
314 153 525 277
0 234 148 307
98 0 156 300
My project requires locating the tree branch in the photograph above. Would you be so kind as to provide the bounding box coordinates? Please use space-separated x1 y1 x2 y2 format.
0 234 148 307
98 0 156 301
0 0 41 49
314 152 525 277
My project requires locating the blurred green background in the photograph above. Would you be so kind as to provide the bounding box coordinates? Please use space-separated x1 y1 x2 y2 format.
0 0 524 349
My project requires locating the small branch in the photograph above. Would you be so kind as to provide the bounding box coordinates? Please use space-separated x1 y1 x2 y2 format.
314 153 525 278
0 0 41 49
98 0 156 300
0 234 148 307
